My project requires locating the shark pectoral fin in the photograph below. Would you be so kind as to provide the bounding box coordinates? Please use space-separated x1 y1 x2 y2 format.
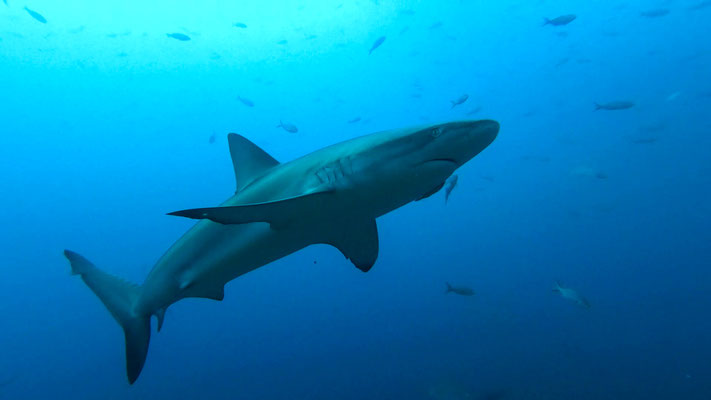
168 191 334 229
323 218 379 272
228 133 280 192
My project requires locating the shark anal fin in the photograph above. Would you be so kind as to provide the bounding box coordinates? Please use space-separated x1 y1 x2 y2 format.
323 218 379 272
228 134 280 192
168 191 334 229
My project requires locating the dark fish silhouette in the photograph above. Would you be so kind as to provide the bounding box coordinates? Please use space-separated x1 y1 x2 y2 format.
348 117 361 124
640 8 670 17
450 94 468 108
689 0 711 11
277 120 298 133
631 137 657 144
233 22 247 28
369 36 386 54
444 174 458 203
445 282 474 296
466 106 483 115
167 33 190 41
208 132 216 144
594 101 635 111
429 21 443 29
277 39 288 45
24 6 47 23
237 96 254 107
543 14 576 26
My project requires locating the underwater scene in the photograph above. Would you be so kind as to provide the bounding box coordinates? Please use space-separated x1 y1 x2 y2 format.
1 0 710 399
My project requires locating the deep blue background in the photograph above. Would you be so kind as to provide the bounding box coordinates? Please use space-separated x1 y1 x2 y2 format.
1 0 710 398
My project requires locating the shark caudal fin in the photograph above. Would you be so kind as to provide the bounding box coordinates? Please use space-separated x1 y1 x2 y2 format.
63 250 150 384
445 282 453 293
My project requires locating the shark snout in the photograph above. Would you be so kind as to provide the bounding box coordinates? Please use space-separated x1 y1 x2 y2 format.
469 119 499 146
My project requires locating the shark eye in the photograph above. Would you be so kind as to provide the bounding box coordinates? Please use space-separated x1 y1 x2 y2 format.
431 127 443 138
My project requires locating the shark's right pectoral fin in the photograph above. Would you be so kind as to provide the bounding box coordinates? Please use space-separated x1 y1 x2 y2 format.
168 191 333 229
321 218 379 272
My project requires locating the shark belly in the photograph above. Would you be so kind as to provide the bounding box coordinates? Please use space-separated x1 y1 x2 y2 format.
135 219 313 315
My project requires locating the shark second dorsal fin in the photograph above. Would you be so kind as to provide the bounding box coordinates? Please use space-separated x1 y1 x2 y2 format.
321 218 379 272
228 133 279 192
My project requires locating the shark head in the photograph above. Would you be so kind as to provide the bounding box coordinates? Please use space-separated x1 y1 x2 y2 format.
408 119 499 168
345 119 499 214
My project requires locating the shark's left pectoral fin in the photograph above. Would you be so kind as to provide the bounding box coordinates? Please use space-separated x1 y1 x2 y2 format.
168 191 334 228
322 218 379 272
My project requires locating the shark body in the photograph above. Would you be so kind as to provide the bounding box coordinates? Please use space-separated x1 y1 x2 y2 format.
64 119 499 384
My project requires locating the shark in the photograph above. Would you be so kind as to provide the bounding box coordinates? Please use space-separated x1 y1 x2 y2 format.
64 119 499 384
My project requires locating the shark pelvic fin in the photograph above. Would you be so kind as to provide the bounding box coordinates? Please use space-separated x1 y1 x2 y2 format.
179 280 226 301
322 218 379 272
228 133 280 192
168 191 334 229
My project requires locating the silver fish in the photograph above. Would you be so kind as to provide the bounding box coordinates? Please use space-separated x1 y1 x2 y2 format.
369 36 386 55
167 33 190 41
543 14 576 26
444 174 458 203
594 101 635 111
24 6 47 23
450 94 468 108
445 282 474 296
277 120 298 133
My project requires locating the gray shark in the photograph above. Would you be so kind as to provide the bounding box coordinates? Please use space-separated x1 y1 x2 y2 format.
553 281 590 308
64 119 499 384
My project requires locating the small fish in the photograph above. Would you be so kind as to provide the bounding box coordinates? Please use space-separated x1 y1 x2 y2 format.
553 281 590 308
640 8 670 17
233 22 247 28
594 101 635 110
369 36 386 55
466 106 483 116
444 174 458 203
237 96 254 107
277 120 298 133
24 6 47 23
688 0 711 11
277 39 288 45
450 94 468 108
543 14 576 26
167 33 191 41
208 132 216 144
429 21 443 29
3 0 8 7
348 117 361 124
631 137 657 144
445 282 474 296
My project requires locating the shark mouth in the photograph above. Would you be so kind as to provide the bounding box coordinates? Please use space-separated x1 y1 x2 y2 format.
426 158 458 166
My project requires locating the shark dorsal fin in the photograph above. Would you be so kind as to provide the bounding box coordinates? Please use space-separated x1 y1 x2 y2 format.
228 133 279 192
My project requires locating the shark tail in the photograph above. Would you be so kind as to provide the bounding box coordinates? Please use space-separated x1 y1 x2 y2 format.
542 17 551 26
594 102 602 111
64 250 151 384
445 282 453 294
552 280 563 292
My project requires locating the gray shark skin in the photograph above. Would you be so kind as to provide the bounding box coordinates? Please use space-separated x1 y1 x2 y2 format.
553 281 591 308
64 119 499 384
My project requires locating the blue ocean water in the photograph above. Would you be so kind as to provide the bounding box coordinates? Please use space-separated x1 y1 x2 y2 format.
1 0 710 398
